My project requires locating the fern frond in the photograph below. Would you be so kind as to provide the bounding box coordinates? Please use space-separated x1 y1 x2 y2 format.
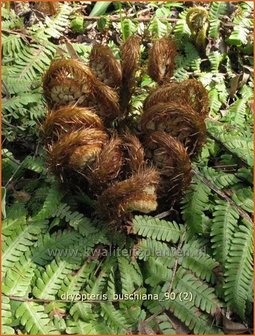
2 93 42 113
148 17 168 38
155 313 176 334
145 256 173 287
200 167 239 189
121 18 137 40
2 202 27 232
208 2 227 38
173 267 222 314
211 200 239 266
207 120 254 167
174 9 190 37
34 185 63 220
133 215 184 243
66 319 114 334
2 33 25 57
223 98 248 126
136 238 173 261
69 302 95 322
208 88 222 114
146 286 222 334
31 230 80 266
181 240 218 283
232 187 253 213
224 220 253 319
33 258 78 300
167 295 222 334
208 51 223 72
15 301 59 334
100 303 130 334
2 255 35 297
118 256 143 294
86 258 113 295
59 261 98 296
1 296 15 335
29 3 71 39
10 44 56 81
181 180 211 234
2 220 48 276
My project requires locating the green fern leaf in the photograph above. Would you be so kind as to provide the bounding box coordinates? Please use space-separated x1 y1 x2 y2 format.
156 313 176 334
200 167 239 189
208 2 227 38
118 256 143 294
10 44 56 81
66 319 114 334
182 180 211 234
2 33 25 57
148 17 168 38
100 303 130 333
232 187 253 213
121 18 137 40
59 261 98 296
2 255 35 297
146 285 222 334
174 9 190 37
173 267 222 314
33 258 78 300
69 302 94 322
1 296 15 335
15 301 59 334
31 230 80 266
2 220 48 276
145 256 173 287
2 93 42 113
136 239 173 261
180 240 218 283
211 200 239 266
224 220 253 319
34 185 63 220
133 215 184 243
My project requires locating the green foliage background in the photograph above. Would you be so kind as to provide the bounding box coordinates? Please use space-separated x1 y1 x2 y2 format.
2 1 254 335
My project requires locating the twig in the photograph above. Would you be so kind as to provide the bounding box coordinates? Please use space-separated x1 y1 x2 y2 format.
192 168 253 224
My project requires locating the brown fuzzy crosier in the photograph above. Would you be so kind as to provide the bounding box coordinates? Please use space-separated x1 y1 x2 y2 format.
42 36 208 227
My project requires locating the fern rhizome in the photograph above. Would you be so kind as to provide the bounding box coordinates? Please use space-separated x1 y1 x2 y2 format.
2 2 253 335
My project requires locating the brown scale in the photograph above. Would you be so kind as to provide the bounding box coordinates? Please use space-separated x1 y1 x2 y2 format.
140 102 206 157
147 37 176 84
143 79 209 118
89 44 122 88
43 59 120 121
143 131 192 203
96 167 159 223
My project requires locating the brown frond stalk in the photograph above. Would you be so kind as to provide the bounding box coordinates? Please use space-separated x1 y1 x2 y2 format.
144 79 209 118
47 128 108 178
144 131 192 202
140 102 206 157
121 133 146 172
148 37 176 84
120 36 141 112
43 59 120 120
42 106 104 142
89 44 122 88
87 136 124 193
96 168 159 222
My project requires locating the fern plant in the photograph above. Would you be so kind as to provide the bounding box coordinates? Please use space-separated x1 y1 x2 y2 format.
1 2 253 335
